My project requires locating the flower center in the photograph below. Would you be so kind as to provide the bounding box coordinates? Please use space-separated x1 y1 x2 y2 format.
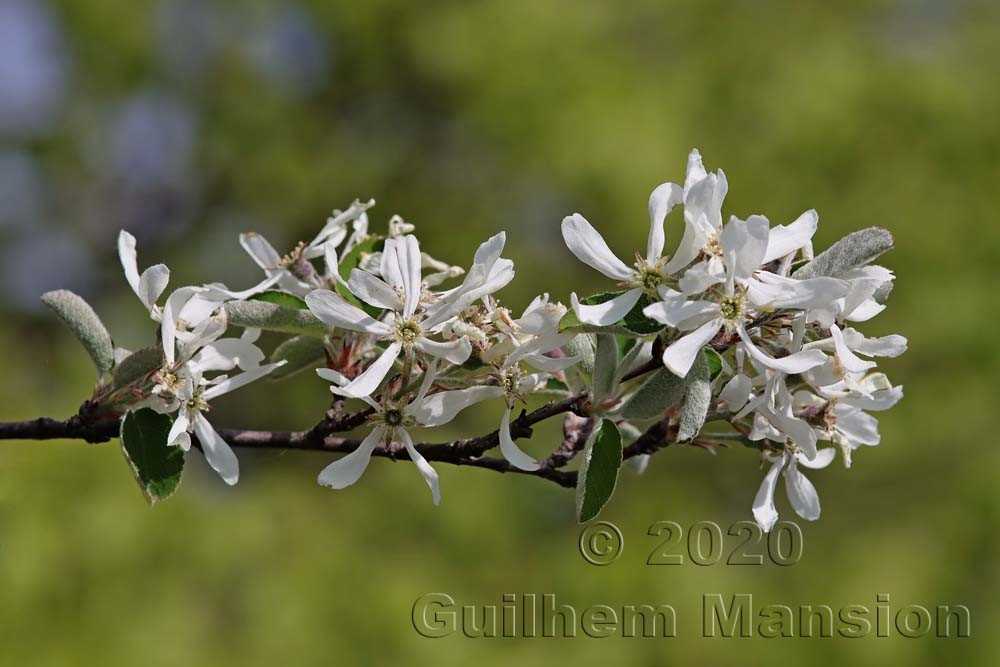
631 258 666 294
280 242 318 282
704 234 722 257
384 408 404 426
393 318 422 345
718 293 746 325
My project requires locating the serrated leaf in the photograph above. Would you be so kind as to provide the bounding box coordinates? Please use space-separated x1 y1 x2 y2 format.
591 333 619 404
677 350 712 442
336 236 386 317
111 345 164 389
249 290 309 310
270 335 327 380
224 301 327 337
704 348 723 380
558 291 664 337
120 409 184 506
792 227 894 279
619 367 688 420
41 290 115 375
576 419 622 523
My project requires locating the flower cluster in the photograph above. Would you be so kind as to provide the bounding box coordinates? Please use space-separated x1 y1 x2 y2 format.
562 149 905 530
43 148 903 526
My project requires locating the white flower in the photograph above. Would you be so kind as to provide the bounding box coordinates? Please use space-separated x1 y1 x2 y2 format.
560 178 683 326
753 448 835 532
669 150 819 292
239 198 374 297
149 288 284 485
315 362 489 504
643 216 841 377
118 231 170 321
305 234 472 397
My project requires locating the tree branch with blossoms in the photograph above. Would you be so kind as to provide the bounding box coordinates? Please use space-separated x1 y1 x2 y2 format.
0 149 906 528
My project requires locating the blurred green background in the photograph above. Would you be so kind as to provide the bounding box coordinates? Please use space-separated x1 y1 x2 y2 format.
1 0 998 664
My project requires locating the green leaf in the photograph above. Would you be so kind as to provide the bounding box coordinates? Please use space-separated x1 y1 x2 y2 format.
564 334 596 388
677 350 712 442
792 227 894 279
120 409 185 506
269 335 327 380
703 348 723 380
224 301 327 337
336 236 386 318
619 368 688 420
249 291 309 310
111 345 164 389
576 419 623 523
41 290 115 375
558 291 664 337
591 333 619 404
543 377 570 392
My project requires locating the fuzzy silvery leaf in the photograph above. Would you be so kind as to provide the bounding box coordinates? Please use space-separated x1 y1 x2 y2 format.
591 334 619 404
565 334 596 386
269 335 327 380
873 280 893 303
41 290 115 375
224 301 327 337
676 349 712 442
111 346 163 389
619 368 688 420
792 227 894 279
576 418 623 523
249 291 309 309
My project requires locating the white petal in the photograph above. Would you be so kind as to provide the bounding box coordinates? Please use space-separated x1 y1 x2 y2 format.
664 217 709 274
168 413 190 449
748 273 849 310
521 353 579 372
643 297 718 328
473 231 506 268
570 288 642 326
408 386 503 427
782 459 821 521
118 230 142 296
560 214 633 281
722 215 769 282
834 407 881 445
752 456 783 533
678 260 725 294
305 289 390 335
379 237 404 289
239 232 282 272
137 265 170 312
414 336 472 365
839 386 903 412
796 447 836 470
202 362 284 400
646 182 683 262
683 148 708 192
316 367 348 385
400 235 422 316
661 318 723 377
400 429 440 505
330 343 401 398
759 406 818 460
193 414 239 486
317 425 385 490
499 404 540 471
829 325 876 373
763 209 818 263
737 326 826 375
190 338 265 373
348 269 402 311
161 287 202 366
718 373 753 412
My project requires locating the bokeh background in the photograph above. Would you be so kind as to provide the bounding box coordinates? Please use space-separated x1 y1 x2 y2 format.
1 0 998 664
